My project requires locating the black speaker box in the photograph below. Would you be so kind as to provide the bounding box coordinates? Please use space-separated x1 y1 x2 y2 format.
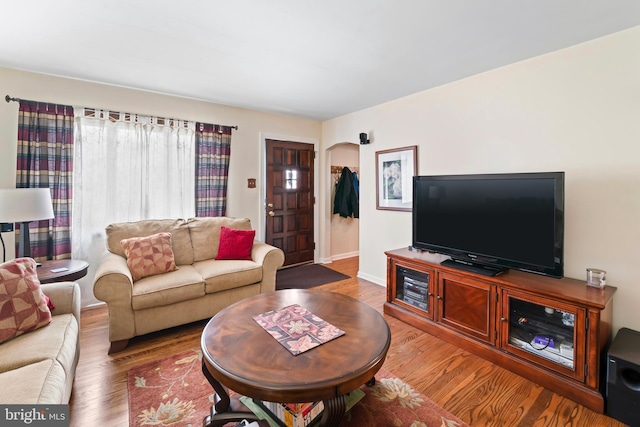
607 327 640 427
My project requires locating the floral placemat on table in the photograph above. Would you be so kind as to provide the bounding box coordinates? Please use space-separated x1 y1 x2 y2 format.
252 304 345 355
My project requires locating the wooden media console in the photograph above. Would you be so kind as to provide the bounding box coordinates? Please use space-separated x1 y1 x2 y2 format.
384 247 616 413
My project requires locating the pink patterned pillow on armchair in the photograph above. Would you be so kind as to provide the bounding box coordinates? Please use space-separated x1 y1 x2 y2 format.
0 257 52 344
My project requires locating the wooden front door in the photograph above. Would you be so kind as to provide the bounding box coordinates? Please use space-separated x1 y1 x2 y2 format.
265 139 315 266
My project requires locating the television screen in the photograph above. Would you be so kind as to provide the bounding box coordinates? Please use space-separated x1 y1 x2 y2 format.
412 172 564 278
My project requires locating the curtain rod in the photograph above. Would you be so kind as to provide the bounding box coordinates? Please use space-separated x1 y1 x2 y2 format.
5 94 238 130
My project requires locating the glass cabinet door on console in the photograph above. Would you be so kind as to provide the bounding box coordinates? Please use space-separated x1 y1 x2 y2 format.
393 263 434 320
500 289 585 381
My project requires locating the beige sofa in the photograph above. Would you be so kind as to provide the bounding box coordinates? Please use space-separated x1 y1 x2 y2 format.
0 281 81 404
93 217 285 353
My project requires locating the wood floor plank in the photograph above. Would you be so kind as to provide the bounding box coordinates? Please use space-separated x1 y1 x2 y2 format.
70 256 624 426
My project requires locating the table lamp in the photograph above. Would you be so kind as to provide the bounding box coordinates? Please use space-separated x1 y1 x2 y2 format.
0 188 55 260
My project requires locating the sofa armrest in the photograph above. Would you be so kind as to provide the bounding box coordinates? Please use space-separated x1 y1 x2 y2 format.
93 251 136 342
41 281 81 326
251 241 285 293
93 252 134 302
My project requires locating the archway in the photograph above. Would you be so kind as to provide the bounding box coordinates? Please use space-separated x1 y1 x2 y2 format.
325 142 360 261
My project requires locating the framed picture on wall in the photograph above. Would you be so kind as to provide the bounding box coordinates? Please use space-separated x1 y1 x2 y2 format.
375 145 417 211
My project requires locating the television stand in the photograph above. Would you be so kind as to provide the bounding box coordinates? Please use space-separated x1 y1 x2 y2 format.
441 258 505 277
383 247 616 413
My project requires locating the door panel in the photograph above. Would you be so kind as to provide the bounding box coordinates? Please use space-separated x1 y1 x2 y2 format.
266 139 314 266
437 272 496 344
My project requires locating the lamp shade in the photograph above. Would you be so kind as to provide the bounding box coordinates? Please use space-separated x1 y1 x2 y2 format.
0 188 55 223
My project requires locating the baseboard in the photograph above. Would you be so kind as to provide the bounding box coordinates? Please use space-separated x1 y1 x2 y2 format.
319 252 385 287
357 271 386 287
84 301 106 309
331 251 359 261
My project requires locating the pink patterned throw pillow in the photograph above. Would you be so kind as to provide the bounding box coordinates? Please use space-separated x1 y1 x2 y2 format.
120 232 178 282
0 257 52 344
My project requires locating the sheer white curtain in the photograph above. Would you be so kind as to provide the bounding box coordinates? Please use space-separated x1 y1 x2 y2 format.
73 109 195 302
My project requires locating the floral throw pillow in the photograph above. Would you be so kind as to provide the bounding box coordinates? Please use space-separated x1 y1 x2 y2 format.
0 257 52 344
120 232 178 282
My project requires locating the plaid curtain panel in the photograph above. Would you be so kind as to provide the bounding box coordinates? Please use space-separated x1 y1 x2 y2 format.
16 100 74 260
195 123 232 217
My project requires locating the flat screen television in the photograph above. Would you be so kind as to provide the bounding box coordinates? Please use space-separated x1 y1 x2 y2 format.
412 172 564 278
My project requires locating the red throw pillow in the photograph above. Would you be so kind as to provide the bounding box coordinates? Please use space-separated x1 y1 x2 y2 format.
43 294 55 311
216 226 256 260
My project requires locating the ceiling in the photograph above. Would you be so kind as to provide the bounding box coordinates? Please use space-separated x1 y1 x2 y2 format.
1 1 639 121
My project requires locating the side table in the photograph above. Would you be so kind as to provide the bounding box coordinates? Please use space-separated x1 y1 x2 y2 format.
37 259 89 284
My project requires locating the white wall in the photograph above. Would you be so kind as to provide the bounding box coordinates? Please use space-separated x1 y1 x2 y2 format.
2 27 639 333
321 26 640 334
0 67 321 306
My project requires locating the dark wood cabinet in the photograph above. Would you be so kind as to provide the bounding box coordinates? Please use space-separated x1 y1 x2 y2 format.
384 247 616 413
437 272 496 344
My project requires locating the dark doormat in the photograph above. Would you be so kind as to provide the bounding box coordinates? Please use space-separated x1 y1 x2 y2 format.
275 263 350 290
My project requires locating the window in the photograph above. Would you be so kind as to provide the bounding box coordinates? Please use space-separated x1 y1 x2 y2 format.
285 169 298 189
72 109 196 279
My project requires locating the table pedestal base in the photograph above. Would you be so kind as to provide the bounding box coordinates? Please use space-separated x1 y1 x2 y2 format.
202 362 265 427
202 361 367 427
318 395 346 426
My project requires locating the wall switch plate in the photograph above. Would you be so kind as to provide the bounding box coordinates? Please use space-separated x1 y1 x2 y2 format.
0 223 14 232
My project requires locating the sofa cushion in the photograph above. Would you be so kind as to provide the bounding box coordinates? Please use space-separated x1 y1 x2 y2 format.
121 232 178 281
131 265 205 310
216 226 256 260
0 313 78 375
106 219 194 265
0 359 66 404
195 259 263 293
188 217 252 262
0 258 51 344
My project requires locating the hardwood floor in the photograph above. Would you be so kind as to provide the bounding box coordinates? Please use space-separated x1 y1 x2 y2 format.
70 257 624 426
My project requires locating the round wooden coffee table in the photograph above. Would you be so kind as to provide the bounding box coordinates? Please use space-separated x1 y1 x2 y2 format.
200 289 391 427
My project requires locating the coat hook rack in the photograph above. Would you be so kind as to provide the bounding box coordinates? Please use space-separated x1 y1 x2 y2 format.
330 166 359 174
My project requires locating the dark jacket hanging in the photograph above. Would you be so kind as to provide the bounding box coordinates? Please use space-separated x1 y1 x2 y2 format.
333 167 359 218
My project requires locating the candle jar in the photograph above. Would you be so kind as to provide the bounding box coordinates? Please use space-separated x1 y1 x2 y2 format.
586 268 606 288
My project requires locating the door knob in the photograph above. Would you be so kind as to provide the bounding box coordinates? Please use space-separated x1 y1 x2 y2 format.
267 203 273 208
268 211 275 217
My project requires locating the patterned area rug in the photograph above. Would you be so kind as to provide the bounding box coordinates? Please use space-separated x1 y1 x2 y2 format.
127 349 469 427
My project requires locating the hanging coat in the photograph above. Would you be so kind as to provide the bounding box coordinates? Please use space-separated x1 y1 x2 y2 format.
333 167 359 218
352 170 360 196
